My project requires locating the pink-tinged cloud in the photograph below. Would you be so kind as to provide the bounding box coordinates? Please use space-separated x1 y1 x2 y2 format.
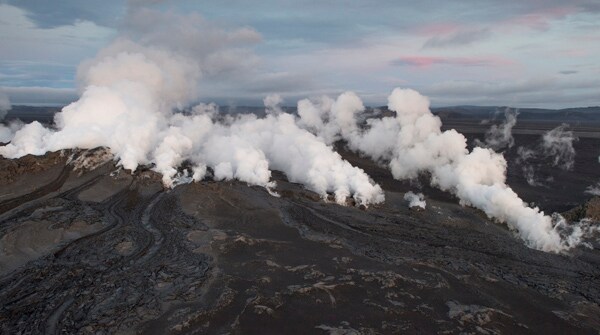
503 6 578 31
422 28 492 48
414 22 462 36
391 55 516 68
413 19 493 49
559 49 588 57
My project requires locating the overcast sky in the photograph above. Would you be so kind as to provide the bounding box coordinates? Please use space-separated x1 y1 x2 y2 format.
1 0 599 107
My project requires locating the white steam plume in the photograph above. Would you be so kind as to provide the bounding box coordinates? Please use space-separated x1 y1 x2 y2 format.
474 108 518 151
0 8 384 206
585 183 600 196
0 121 24 145
297 88 593 252
0 5 593 251
263 94 284 115
0 128 13 144
404 191 426 209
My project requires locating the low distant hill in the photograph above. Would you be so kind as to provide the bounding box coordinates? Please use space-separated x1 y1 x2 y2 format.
431 105 600 123
4 105 60 124
3 104 600 125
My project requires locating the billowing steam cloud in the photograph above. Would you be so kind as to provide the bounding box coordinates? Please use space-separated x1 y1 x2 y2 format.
0 9 384 206
474 108 518 151
297 88 594 252
404 191 426 209
0 6 595 252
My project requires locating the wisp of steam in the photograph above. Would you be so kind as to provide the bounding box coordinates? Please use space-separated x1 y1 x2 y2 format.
0 8 595 253
474 108 518 151
516 123 578 186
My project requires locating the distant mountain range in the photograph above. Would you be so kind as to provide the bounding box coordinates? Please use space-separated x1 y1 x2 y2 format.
4 104 600 124
431 105 600 122
4 105 60 123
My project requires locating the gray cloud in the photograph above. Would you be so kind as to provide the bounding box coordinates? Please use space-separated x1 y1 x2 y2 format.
2 0 124 28
0 61 76 87
428 78 553 96
423 28 492 49
239 72 314 94
426 78 600 107
390 55 503 68
120 8 262 79
2 0 600 109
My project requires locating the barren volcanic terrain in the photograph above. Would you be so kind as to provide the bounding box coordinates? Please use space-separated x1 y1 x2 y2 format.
0 119 599 334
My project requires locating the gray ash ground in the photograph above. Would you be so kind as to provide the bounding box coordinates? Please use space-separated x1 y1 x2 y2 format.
1 122 600 334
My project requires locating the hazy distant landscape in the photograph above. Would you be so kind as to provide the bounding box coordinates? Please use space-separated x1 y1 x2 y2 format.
7 104 600 125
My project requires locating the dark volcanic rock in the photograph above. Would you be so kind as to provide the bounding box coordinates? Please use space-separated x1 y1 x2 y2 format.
0 131 599 334
563 197 600 222
0 151 66 184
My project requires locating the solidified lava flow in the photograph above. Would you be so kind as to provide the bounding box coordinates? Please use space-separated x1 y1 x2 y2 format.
0 129 599 334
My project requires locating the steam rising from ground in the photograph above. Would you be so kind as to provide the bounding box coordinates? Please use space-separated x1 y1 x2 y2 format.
474 109 518 151
516 146 546 187
0 7 596 252
297 89 595 252
541 124 577 170
586 183 600 196
516 124 578 186
404 191 426 209
0 9 383 206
